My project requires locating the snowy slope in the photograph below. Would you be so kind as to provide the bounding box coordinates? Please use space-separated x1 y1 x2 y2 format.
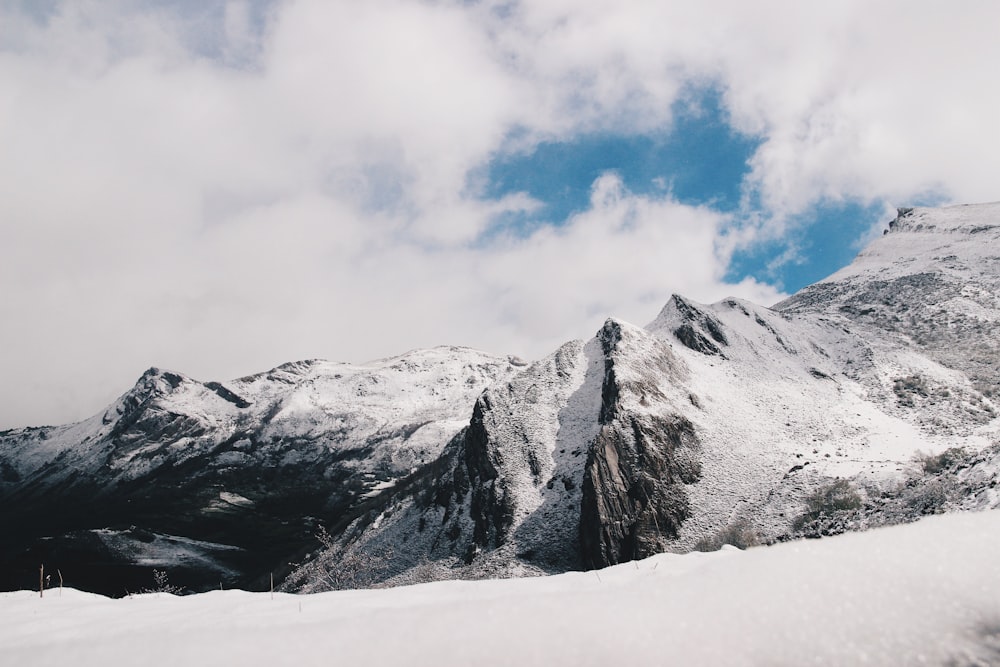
299 203 1000 586
3 510 999 667
780 202 1000 403
0 347 520 594
1 346 520 486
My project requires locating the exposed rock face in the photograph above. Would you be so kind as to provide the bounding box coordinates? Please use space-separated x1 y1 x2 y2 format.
662 295 729 357
423 338 599 573
580 415 699 567
464 398 504 548
580 416 699 568
579 319 702 568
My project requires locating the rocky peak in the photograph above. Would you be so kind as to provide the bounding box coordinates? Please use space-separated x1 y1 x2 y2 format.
580 320 701 569
648 295 730 357
886 202 1000 236
450 319 702 568
102 367 189 427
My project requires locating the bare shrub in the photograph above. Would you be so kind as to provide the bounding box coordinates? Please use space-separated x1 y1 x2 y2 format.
893 375 928 406
285 526 395 592
694 518 761 552
903 478 950 515
142 569 184 595
918 447 970 474
793 479 863 531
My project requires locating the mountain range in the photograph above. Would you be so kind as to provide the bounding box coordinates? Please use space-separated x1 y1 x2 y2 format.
3 202 999 595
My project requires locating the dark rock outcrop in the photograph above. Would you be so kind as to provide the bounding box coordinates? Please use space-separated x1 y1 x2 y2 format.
652 295 730 357
580 320 702 569
465 396 509 548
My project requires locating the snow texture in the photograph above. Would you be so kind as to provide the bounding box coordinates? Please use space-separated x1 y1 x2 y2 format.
3 509 999 667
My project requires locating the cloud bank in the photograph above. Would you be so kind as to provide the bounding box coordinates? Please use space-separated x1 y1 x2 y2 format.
2 0 999 427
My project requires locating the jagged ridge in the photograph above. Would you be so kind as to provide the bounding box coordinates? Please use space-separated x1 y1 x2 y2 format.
4 203 1000 596
284 203 1000 590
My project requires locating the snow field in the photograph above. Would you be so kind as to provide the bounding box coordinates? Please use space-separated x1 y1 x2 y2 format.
3 510 999 667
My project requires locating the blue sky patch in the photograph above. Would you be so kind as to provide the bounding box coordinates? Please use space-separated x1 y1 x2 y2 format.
726 185 953 294
478 88 760 227
726 201 889 294
475 87 953 297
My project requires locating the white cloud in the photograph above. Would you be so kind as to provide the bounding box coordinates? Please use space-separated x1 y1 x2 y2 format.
493 0 1000 216
713 1 1000 219
2 1 1000 427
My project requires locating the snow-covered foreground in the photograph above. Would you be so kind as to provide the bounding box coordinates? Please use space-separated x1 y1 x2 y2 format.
4 511 1000 667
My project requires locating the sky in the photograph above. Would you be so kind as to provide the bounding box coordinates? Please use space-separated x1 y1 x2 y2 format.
2 0 1000 429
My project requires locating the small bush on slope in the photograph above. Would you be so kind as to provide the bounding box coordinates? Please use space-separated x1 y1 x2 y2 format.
282 527 395 592
783 443 998 540
694 518 761 552
141 569 184 595
918 446 969 474
792 479 864 533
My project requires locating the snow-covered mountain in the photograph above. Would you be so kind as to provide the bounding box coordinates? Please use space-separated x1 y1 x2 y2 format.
284 202 1000 589
3 202 999 596
0 347 522 594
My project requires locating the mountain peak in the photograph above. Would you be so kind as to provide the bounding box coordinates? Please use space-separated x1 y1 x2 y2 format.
138 366 186 386
647 294 729 358
97 367 191 427
887 201 1000 235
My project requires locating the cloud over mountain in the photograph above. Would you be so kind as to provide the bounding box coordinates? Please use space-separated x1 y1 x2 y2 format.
2 0 999 428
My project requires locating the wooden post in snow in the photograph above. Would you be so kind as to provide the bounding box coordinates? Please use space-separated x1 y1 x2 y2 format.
39 564 44 598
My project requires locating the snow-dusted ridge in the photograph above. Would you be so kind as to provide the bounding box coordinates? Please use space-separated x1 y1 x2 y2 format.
292 203 1000 587
0 346 519 594
2 202 1000 596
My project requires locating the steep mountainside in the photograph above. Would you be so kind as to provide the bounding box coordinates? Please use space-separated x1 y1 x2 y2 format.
0 348 521 594
4 203 1000 596
283 203 1000 590
779 204 1000 400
